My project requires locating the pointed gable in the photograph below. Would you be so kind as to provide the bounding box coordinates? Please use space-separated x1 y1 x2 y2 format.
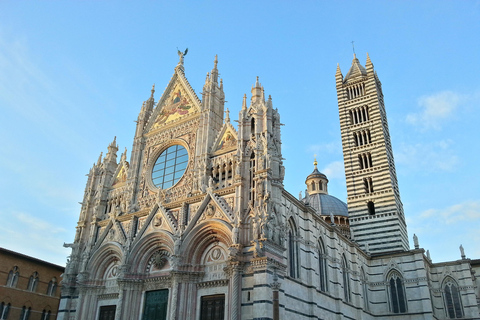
112 163 128 187
212 122 238 155
145 68 201 133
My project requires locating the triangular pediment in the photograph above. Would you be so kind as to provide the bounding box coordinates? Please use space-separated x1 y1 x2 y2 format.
212 122 238 155
112 163 128 188
183 192 235 235
145 69 201 133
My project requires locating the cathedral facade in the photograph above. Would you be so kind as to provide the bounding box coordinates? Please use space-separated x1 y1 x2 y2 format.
58 53 480 320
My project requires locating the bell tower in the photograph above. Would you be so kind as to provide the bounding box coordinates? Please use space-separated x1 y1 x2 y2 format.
336 53 409 254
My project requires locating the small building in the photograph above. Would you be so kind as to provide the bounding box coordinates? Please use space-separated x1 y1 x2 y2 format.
0 247 64 320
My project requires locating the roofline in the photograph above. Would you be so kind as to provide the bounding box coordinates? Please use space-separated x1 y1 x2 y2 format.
0 247 65 271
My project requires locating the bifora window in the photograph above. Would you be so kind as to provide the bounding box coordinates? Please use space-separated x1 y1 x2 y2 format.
152 145 188 189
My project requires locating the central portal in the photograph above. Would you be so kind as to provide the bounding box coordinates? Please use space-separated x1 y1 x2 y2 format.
200 294 225 320
142 289 169 320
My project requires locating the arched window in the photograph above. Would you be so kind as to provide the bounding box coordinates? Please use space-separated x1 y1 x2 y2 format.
361 268 369 311
47 278 57 296
20 306 31 320
0 302 11 320
388 271 407 313
318 239 328 292
288 219 299 278
341 255 351 302
443 278 463 318
27 272 39 292
251 117 256 137
41 309 51 320
6 266 19 287
249 152 255 201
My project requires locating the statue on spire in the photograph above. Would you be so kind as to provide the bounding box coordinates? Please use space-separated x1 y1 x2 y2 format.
177 48 188 66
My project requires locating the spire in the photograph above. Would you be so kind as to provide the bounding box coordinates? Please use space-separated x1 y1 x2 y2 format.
365 52 374 74
336 63 342 75
251 76 262 102
211 55 219 83
110 136 117 149
266 95 273 109
97 152 103 166
242 94 247 110
344 54 367 82
225 108 230 123
120 147 127 162
150 84 155 100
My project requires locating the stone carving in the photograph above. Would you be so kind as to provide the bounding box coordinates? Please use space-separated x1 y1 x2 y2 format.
413 234 419 249
232 216 240 244
206 203 216 218
153 214 163 227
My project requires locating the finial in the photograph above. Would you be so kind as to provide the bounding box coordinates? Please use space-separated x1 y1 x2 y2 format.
97 152 103 166
214 54 218 68
351 40 356 56
313 154 318 169
336 63 341 73
255 76 260 87
242 94 247 110
150 84 155 99
225 108 230 122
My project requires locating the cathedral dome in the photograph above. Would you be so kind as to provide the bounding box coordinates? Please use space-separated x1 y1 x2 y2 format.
304 193 348 217
303 159 349 217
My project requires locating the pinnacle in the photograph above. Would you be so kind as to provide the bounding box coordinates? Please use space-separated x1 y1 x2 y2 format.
150 84 155 98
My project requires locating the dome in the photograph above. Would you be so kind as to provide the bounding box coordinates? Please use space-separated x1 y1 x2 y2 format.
304 193 349 217
306 167 327 180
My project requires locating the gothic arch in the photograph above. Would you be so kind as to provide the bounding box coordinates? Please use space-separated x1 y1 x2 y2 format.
127 231 174 274
287 217 299 278
318 237 328 292
361 267 369 311
386 269 407 314
88 243 123 280
341 254 351 302
182 220 232 265
441 276 464 318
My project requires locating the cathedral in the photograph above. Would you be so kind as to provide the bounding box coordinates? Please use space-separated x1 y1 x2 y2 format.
58 52 480 320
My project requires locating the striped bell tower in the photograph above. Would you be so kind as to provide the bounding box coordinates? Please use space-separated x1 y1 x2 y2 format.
335 53 409 254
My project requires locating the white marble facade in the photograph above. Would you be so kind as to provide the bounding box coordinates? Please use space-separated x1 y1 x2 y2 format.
58 54 480 320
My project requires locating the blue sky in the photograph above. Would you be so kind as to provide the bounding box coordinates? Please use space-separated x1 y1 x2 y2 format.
0 1 479 266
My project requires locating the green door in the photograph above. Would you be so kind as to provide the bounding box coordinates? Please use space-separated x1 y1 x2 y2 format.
200 294 225 320
99 305 116 320
142 289 169 320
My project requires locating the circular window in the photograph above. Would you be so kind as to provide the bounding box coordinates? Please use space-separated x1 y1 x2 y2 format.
152 145 188 189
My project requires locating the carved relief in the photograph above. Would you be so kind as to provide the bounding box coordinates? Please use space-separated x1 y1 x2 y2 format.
146 250 171 273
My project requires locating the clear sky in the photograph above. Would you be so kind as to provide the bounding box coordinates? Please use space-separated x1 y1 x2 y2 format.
0 1 479 266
